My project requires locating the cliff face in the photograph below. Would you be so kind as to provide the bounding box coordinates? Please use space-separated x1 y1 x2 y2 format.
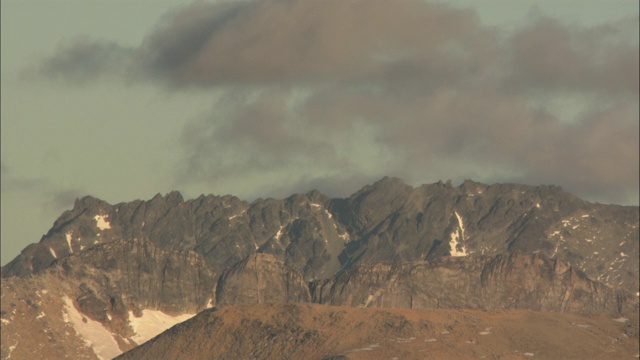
60 238 217 315
311 253 631 315
4 178 638 295
216 253 311 306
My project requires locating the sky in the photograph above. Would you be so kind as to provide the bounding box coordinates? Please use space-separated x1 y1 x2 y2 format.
1 0 638 265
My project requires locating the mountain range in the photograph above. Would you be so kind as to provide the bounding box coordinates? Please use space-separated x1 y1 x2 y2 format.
1 177 638 359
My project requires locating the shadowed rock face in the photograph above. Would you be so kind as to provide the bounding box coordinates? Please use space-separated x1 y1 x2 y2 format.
216 253 310 306
311 253 633 315
60 238 218 315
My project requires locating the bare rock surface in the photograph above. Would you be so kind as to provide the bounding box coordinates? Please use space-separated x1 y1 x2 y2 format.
312 253 632 314
4 178 638 294
216 253 310 306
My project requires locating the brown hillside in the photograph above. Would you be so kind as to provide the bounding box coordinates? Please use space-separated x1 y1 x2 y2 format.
117 303 639 360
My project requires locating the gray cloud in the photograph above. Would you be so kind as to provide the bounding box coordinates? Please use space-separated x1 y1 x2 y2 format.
39 0 639 204
35 39 134 83
1 162 86 213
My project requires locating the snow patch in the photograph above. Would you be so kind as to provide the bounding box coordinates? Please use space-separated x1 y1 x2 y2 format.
339 232 351 242
62 295 121 360
128 309 196 345
344 344 379 353
66 232 74 253
49 247 58 259
94 215 111 230
207 298 214 308
612 317 628 323
228 210 245 220
1 318 10 324
36 312 46 319
449 211 468 257
310 203 322 208
274 226 285 241
7 343 17 359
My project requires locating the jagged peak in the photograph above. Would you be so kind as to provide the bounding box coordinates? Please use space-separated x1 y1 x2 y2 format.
73 195 110 210
372 176 409 188
150 191 184 204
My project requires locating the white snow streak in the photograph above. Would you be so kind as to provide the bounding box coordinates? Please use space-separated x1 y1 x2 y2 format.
228 210 245 220
66 232 74 253
449 211 468 257
274 226 285 241
49 247 58 259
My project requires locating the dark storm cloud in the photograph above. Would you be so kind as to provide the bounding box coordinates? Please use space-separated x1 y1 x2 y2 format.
39 0 639 204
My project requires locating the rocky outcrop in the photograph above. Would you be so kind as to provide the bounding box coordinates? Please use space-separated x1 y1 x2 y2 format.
216 253 310 306
311 253 632 315
60 238 217 315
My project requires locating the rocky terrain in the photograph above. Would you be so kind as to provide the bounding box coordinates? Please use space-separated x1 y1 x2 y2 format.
5 178 638 293
1 178 638 359
312 253 633 314
116 303 639 360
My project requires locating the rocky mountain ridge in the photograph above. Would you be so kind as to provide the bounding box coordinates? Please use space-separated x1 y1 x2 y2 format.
2 178 638 359
5 178 638 292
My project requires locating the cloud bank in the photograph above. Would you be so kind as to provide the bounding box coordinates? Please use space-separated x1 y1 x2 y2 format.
39 0 639 204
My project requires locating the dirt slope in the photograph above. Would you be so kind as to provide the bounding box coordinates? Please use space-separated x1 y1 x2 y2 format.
117 303 639 360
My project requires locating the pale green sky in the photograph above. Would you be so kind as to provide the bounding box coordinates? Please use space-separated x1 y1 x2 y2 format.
2 0 638 265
